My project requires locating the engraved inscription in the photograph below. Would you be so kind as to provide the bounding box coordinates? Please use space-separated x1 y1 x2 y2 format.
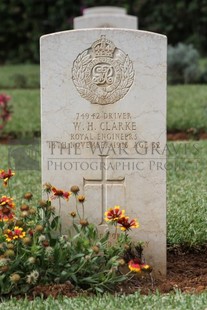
72 35 135 105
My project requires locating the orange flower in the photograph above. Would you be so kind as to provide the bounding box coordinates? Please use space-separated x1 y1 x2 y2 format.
105 206 125 222
0 196 15 209
128 259 152 273
0 211 15 222
0 169 15 187
128 259 141 272
4 226 26 242
0 196 15 222
51 186 71 201
117 216 139 231
43 182 52 193
140 264 152 273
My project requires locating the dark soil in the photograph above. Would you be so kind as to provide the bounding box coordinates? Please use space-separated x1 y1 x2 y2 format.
30 247 207 299
167 130 207 141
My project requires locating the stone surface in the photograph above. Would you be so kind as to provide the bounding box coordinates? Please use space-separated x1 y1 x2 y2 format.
74 14 138 30
83 6 127 15
40 29 167 276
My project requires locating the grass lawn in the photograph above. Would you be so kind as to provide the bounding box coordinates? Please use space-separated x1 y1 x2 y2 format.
1 89 40 137
167 85 207 131
1 65 207 136
0 291 207 310
167 141 207 246
0 65 40 89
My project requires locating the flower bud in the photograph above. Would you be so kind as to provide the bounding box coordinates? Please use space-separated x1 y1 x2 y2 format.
0 265 9 272
70 185 80 194
29 208 36 215
42 240 49 247
10 273 20 283
92 245 99 254
118 259 126 266
70 211 76 218
22 237 32 245
38 235 46 242
4 249 15 257
39 200 48 208
20 204 29 211
6 243 14 250
78 195 85 202
35 225 44 232
124 244 130 250
23 192 33 200
21 211 29 218
48 206 55 212
43 182 52 193
27 257 36 264
79 219 89 227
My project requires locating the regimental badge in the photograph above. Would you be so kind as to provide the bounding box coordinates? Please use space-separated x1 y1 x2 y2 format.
72 35 135 105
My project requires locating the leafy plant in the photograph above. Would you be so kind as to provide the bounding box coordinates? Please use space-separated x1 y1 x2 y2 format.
168 43 200 84
0 170 151 296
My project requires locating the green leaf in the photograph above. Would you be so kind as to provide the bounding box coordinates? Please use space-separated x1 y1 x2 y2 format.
51 216 59 230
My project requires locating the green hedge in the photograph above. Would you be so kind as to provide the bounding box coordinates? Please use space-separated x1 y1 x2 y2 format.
0 0 207 63
0 0 81 63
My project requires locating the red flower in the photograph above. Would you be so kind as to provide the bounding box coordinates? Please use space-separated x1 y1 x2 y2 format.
0 196 15 209
0 169 15 187
105 206 125 222
51 186 71 201
0 94 12 130
0 196 15 222
128 259 141 272
128 259 152 273
4 226 26 242
117 216 139 231
0 94 11 104
0 211 15 222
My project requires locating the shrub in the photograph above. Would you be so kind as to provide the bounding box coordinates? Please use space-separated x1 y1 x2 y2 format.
0 170 151 296
167 43 200 84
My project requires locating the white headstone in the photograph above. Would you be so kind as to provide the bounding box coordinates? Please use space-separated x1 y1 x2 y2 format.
83 6 127 15
74 14 138 30
41 29 167 276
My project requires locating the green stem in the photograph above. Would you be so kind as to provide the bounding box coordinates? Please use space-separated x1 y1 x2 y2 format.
75 195 81 219
114 222 118 241
124 231 128 242
58 197 62 235
74 259 88 274
82 202 85 219
7 181 12 198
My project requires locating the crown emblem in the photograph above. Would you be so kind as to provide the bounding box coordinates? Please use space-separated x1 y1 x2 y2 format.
72 35 135 105
91 35 115 58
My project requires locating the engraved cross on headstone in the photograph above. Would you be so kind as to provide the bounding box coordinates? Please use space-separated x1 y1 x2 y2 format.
83 155 125 224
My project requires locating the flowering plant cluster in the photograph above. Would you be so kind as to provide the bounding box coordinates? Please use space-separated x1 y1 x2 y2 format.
0 94 12 131
105 206 139 231
105 206 151 273
0 169 152 296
